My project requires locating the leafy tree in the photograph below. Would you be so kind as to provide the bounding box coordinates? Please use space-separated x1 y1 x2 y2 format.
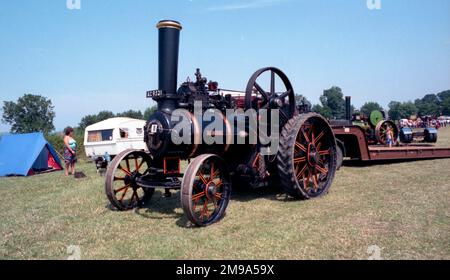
117 110 143 119
437 90 450 115
441 98 450 116
79 111 115 130
78 115 97 130
415 94 440 116
2 94 55 134
437 90 450 102
97 111 115 122
143 105 158 120
312 104 332 119
388 101 418 120
360 102 383 116
318 87 346 119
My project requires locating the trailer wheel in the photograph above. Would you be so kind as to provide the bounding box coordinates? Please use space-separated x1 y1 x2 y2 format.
105 149 154 211
277 113 337 199
181 154 232 227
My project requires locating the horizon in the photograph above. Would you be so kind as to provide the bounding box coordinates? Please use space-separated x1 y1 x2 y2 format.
1 0 449 133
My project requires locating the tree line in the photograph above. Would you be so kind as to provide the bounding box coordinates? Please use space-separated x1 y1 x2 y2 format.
78 106 157 130
2 89 450 137
1 94 157 157
307 88 450 120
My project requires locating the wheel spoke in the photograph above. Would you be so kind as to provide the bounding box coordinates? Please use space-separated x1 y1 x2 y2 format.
270 71 275 95
312 169 319 190
198 173 208 185
314 131 325 145
301 127 310 143
119 186 130 202
303 169 311 190
128 190 138 207
316 142 322 152
192 192 205 201
319 149 330 156
294 157 306 164
200 199 210 219
296 164 308 180
114 176 125 181
254 82 270 101
125 159 131 172
114 184 129 194
215 193 222 200
134 158 139 172
316 165 328 176
137 159 145 171
295 142 307 152
118 165 132 176
193 198 200 212
278 90 291 100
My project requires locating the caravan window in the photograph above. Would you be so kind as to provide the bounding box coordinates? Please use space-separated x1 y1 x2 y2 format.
87 129 114 142
119 128 129 139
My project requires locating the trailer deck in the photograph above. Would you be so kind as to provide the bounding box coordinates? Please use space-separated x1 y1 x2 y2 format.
367 145 450 161
332 126 450 162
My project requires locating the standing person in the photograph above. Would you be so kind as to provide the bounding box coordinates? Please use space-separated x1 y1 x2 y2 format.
386 126 394 148
64 127 77 176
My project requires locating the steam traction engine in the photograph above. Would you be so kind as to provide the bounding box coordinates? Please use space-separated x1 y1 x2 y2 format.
105 20 338 226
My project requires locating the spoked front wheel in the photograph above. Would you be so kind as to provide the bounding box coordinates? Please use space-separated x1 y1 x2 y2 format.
181 154 232 227
105 149 154 211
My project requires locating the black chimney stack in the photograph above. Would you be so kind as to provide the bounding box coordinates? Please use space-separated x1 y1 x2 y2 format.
156 20 182 112
345 96 352 122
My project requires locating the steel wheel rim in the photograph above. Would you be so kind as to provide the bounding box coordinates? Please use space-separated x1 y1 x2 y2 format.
292 117 335 197
182 155 231 226
106 150 151 210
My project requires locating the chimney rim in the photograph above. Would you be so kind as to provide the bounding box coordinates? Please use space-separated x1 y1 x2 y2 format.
156 20 182 30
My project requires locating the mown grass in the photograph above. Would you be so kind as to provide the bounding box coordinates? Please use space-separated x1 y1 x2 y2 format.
1 128 449 260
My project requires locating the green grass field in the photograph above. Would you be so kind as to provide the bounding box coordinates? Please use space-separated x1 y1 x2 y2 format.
1 128 450 260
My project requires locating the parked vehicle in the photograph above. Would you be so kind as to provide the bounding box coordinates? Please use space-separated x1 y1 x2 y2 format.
84 117 147 171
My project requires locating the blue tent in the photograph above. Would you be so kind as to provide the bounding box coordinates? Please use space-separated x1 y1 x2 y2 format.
0 132 63 177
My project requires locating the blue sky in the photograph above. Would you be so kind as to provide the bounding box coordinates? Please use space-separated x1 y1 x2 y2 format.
0 0 449 132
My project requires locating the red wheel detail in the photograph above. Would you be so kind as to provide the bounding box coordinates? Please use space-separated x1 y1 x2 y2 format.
278 113 337 199
105 150 154 211
181 154 231 227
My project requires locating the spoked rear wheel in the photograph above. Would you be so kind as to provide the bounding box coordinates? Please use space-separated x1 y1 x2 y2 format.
105 149 154 210
277 113 337 199
181 154 232 227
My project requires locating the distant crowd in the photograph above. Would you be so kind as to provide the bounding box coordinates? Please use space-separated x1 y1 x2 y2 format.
399 117 450 129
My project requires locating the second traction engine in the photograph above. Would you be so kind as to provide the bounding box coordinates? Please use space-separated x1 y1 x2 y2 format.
104 20 338 227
